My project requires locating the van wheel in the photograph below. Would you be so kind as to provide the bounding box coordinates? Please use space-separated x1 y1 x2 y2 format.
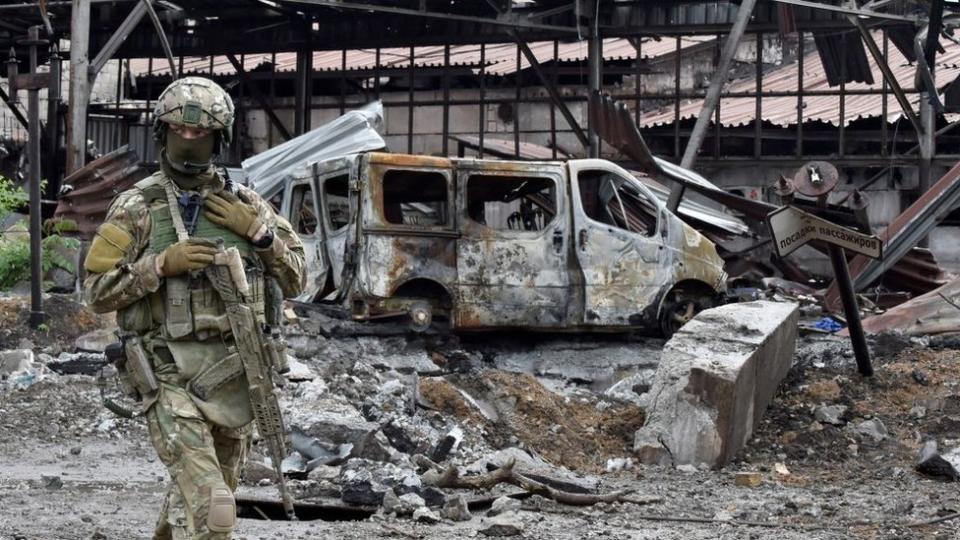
659 291 714 338
408 301 433 333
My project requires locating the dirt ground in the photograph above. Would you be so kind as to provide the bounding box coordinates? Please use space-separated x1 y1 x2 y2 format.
2 301 960 539
0 293 109 351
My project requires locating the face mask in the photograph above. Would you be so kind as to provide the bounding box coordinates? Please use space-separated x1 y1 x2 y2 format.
164 129 216 175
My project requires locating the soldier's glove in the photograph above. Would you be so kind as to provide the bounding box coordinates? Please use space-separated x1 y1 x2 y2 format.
157 239 218 277
204 191 265 241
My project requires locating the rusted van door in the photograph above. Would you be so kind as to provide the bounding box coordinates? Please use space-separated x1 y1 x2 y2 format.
353 154 459 320
312 156 358 296
281 170 328 302
567 159 669 327
454 162 576 329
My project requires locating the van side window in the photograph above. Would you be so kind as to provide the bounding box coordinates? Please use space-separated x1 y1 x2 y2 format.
323 174 350 231
290 183 318 236
382 170 448 226
267 191 283 213
577 170 657 237
466 175 557 232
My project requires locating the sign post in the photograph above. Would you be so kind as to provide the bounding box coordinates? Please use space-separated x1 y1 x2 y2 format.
7 26 51 328
767 162 880 377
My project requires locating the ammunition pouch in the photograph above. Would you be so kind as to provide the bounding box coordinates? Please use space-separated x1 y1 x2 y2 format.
165 276 194 339
187 351 244 401
163 271 266 341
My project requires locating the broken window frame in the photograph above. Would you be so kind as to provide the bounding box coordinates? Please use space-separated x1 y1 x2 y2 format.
575 167 662 239
319 171 352 233
462 172 560 235
288 179 320 239
365 164 455 232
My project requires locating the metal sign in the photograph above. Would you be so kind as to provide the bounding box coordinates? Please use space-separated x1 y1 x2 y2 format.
767 205 883 260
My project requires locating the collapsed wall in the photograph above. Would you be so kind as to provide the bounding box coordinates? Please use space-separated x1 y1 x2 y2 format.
634 301 799 468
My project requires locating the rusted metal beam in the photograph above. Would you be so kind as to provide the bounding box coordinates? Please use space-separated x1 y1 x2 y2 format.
88 0 148 80
672 0 756 211
679 0 756 170
769 0 918 22
226 54 291 142
848 15 922 135
824 160 960 312
511 31 588 149
140 0 176 79
283 0 580 33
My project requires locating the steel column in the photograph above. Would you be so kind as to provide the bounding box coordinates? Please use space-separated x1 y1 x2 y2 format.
294 49 308 135
514 44 521 157
754 31 762 159
66 0 91 175
588 9 602 158
478 43 485 159
442 44 450 156
407 46 414 154
796 33 804 158
46 48 62 194
25 27 46 327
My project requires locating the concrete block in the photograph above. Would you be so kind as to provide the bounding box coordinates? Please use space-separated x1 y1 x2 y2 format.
634 301 799 468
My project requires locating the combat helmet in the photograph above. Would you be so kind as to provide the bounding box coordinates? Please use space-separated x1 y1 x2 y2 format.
152 76 235 145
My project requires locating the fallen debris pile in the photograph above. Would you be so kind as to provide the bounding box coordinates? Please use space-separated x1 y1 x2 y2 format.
4 292 960 538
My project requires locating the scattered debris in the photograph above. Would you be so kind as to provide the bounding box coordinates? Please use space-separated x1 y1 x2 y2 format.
850 419 888 443
734 471 762 487
916 441 960 481
813 405 848 426
859 278 960 336
478 512 524 537
441 495 472 522
487 496 521 517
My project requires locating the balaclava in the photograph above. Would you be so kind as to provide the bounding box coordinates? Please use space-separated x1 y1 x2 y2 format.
161 129 218 191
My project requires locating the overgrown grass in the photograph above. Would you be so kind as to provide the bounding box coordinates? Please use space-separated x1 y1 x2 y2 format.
0 175 79 290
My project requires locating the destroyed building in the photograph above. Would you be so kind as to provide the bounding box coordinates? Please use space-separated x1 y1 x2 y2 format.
2 1 960 539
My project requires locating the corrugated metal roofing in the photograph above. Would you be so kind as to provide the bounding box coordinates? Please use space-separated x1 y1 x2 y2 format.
128 36 713 78
638 31 960 128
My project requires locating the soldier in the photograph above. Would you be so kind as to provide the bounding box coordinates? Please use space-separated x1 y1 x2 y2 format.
84 76 306 539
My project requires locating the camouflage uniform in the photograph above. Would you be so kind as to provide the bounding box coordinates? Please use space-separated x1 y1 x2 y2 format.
84 77 305 540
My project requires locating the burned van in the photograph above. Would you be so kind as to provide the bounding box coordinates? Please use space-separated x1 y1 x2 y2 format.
272 152 726 335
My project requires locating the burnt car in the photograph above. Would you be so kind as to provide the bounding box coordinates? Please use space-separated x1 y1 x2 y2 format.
271 152 726 335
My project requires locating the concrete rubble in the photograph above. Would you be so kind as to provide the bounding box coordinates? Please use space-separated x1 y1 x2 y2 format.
634 301 799 468
5 290 960 538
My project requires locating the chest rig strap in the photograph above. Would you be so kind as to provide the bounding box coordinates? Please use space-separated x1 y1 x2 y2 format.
163 181 196 339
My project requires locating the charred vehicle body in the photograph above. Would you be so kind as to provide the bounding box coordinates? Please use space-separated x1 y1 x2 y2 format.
268 151 726 335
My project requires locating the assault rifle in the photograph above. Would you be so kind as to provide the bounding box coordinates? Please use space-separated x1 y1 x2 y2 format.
204 242 297 520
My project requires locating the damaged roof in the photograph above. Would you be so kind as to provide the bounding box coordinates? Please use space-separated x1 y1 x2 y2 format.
638 31 960 128
126 36 713 78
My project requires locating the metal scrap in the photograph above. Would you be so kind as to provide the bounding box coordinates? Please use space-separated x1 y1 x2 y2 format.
823 160 960 312
53 145 149 239
241 101 386 200
857 278 960 336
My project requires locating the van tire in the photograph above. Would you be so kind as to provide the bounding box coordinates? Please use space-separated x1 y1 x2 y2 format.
659 289 715 338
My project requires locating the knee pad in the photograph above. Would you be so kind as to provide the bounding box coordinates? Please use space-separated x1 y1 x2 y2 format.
206 486 236 533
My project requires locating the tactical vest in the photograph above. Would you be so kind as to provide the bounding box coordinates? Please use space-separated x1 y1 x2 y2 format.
115 173 266 341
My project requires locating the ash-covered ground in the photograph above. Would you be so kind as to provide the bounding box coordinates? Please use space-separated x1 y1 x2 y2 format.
1 294 959 540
